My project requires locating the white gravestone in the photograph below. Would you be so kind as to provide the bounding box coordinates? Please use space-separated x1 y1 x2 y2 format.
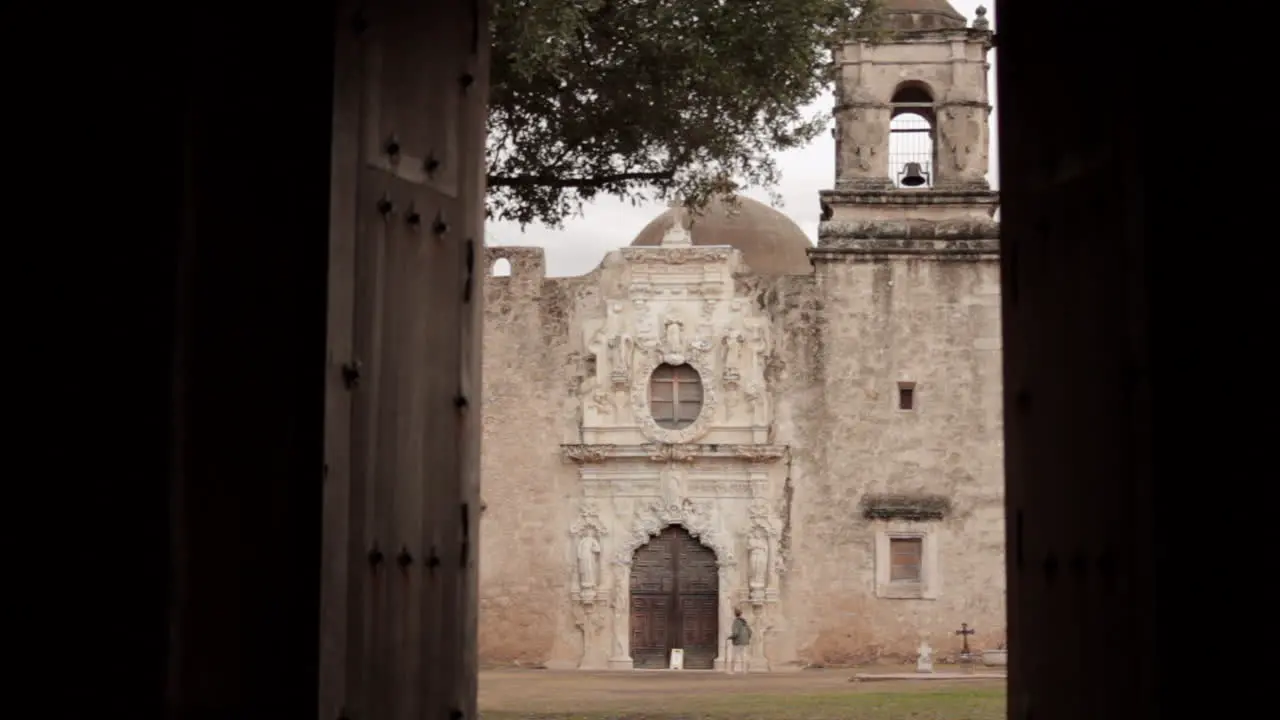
916 640 934 673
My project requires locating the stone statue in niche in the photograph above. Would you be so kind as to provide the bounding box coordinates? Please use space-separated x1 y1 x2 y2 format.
701 298 719 323
577 528 602 593
608 335 634 387
660 466 685 511
634 299 658 352
585 324 609 389
723 333 745 379
743 318 772 424
664 316 684 350
601 303 633 379
722 301 748 381
748 531 769 590
746 499 779 590
571 502 609 602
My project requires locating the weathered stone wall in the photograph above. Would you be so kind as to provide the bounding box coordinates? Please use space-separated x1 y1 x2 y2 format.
479 246 585 666
763 252 1005 665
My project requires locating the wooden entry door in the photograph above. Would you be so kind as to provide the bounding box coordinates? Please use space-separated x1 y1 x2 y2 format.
630 525 720 669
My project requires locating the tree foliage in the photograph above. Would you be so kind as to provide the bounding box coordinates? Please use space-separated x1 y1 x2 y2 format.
488 0 879 226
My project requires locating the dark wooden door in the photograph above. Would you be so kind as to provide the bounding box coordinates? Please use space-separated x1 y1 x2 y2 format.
318 0 489 718
630 525 720 669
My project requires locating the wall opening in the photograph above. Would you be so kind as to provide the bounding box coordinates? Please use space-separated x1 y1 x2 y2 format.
630 525 719 669
898 382 916 410
491 257 512 277
889 83 936 188
649 363 703 429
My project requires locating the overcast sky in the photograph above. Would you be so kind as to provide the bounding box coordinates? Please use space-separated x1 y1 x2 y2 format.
486 1 998 278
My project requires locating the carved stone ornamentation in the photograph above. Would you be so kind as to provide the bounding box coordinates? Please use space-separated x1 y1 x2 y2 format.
572 603 609 670
747 532 769 590
838 107 888 180
562 444 617 464
615 497 736 567
631 351 719 444
609 563 630 663
644 443 699 463
938 107 987 183
624 247 734 266
661 210 693 247
732 445 786 463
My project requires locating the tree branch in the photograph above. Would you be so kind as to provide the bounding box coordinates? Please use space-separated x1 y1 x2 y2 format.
486 169 676 189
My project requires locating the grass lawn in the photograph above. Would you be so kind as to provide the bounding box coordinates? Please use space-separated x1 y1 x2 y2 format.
479 686 1006 719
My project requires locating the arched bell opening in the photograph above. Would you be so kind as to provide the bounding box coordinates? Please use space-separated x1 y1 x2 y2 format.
889 82 937 188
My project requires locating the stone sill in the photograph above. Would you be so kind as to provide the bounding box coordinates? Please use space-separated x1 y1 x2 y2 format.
877 584 937 601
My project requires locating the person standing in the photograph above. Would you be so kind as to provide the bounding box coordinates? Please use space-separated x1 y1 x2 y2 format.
728 608 752 673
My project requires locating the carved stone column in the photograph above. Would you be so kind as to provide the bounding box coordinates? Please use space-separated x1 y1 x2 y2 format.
714 563 732 670
575 603 609 670
749 605 770 672
607 561 634 670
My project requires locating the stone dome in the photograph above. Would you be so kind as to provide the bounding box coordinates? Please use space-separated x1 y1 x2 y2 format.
630 196 813 275
880 0 967 30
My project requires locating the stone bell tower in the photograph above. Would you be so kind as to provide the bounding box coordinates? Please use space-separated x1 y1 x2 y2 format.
820 2 998 239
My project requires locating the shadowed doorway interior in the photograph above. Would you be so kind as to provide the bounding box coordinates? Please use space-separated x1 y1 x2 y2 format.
629 525 719 669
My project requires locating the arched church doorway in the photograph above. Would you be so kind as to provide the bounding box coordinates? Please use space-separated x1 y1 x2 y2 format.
630 525 719 669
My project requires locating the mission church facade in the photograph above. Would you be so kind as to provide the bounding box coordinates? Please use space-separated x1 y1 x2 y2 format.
480 1 1004 670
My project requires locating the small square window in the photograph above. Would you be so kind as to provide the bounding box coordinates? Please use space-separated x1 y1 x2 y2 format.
876 528 937 600
898 382 916 410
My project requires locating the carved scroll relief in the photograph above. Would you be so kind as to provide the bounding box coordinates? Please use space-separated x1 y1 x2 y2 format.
616 497 736 568
938 107 987 183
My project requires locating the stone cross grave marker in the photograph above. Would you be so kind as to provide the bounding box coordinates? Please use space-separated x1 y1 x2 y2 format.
955 623 975 672
916 640 933 673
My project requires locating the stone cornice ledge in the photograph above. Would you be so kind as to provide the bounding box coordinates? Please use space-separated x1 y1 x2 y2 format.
819 218 1000 242
849 27 993 45
821 189 1000 208
810 238 999 260
619 246 735 264
561 443 788 464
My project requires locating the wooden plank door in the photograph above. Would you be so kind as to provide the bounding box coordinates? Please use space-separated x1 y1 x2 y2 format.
675 532 720 669
630 526 719 670
319 1 489 719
